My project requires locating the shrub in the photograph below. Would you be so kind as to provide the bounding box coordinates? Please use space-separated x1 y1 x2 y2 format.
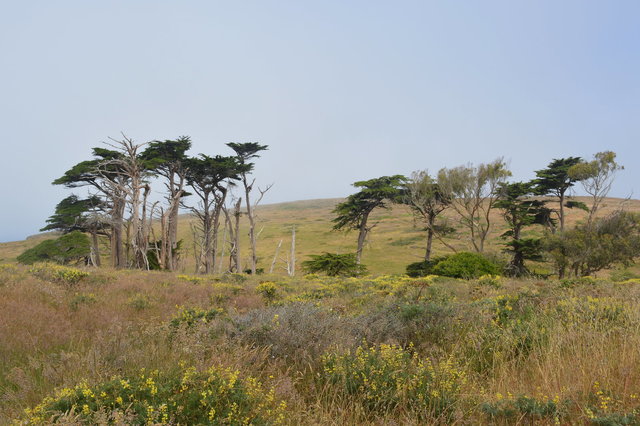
69 293 97 311
405 256 447 278
17 231 91 265
29 263 89 285
23 365 286 424
320 344 465 417
481 394 567 423
302 252 367 277
431 252 501 279
127 293 152 310
170 306 225 328
255 281 279 304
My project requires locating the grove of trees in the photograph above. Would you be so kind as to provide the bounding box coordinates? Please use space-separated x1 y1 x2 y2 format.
26 140 639 280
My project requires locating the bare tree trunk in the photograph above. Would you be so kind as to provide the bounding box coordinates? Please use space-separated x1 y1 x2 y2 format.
289 226 296 277
233 198 242 273
270 239 282 274
217 219 228 274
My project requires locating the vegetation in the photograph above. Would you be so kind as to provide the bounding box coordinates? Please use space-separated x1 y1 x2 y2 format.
17 231 91 265
2 266 640 424
6 141 640 424
301 252 367 277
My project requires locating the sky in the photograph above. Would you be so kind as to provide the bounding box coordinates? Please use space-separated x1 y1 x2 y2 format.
0 1 638 242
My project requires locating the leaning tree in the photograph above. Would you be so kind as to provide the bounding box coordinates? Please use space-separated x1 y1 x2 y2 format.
533 157 584 232
333 175 406 264
403 170 451 261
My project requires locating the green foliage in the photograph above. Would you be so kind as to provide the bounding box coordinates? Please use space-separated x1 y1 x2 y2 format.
405 256 447 277
23 365 286 425
69 293 97 311
169 306 225 328
332 175 406 232
545 210 640 277
321 344 465 417
481 395 566 422
495 181 550 276
302 253 368 277
17 231 91 265
127 293 152 310
431 252 501 279
533 157 583 197
40 195 105 234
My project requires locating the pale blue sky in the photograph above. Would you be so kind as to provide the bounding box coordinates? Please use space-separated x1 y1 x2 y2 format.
1 1 638 242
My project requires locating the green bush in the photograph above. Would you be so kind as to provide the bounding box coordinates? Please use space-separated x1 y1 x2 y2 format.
431 252 501 279
405 256 448 277
481 395 567 423
23 365 286 424
17 231 91 265
302 252 367 277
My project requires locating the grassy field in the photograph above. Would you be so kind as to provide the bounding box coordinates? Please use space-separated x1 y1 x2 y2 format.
2 265 640 424
2 197 640 424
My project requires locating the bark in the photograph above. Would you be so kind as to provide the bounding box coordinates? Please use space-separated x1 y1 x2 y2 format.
289 226 296 277
355 211 370 265
269 239 282 274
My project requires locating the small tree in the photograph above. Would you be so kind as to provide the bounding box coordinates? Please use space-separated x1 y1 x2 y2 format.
569 151 623 224
333 175 406 264
437 158 511 252
495 182 551 276
302 253 367 277
17 231 91 265
403 170 451 261
533 157 583 232
41 195 107 267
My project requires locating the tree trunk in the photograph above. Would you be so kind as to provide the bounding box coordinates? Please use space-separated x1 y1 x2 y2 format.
270 239 282 274
233 198 242 273
289 226 296 276
90 230 101 267
243 177 257 274
425 214 435 261
356 212 370 265
559 191 566 232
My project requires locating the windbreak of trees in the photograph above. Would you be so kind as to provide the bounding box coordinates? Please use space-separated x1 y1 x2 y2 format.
44 134 271 274
28 141 638 279
333 151 634 278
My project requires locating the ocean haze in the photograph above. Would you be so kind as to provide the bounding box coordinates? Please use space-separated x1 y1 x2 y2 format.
1 1 638 242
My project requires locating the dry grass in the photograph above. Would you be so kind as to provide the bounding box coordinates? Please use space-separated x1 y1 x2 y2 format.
2 265 640 423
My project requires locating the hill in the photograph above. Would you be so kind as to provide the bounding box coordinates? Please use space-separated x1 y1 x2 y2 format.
2 196 640 275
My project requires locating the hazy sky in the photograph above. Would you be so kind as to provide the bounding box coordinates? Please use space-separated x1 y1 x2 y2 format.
1 1 638 242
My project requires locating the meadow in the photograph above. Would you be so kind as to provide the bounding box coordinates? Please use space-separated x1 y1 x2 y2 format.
2 197 640 424
2 263 640 424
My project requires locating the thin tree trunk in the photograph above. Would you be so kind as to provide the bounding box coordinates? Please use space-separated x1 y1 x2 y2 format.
289 226 296 277
233 198 242 273
270 239 282 274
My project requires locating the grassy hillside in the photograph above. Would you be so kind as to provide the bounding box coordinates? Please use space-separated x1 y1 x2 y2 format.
3 196 640 276
3 265 640 423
